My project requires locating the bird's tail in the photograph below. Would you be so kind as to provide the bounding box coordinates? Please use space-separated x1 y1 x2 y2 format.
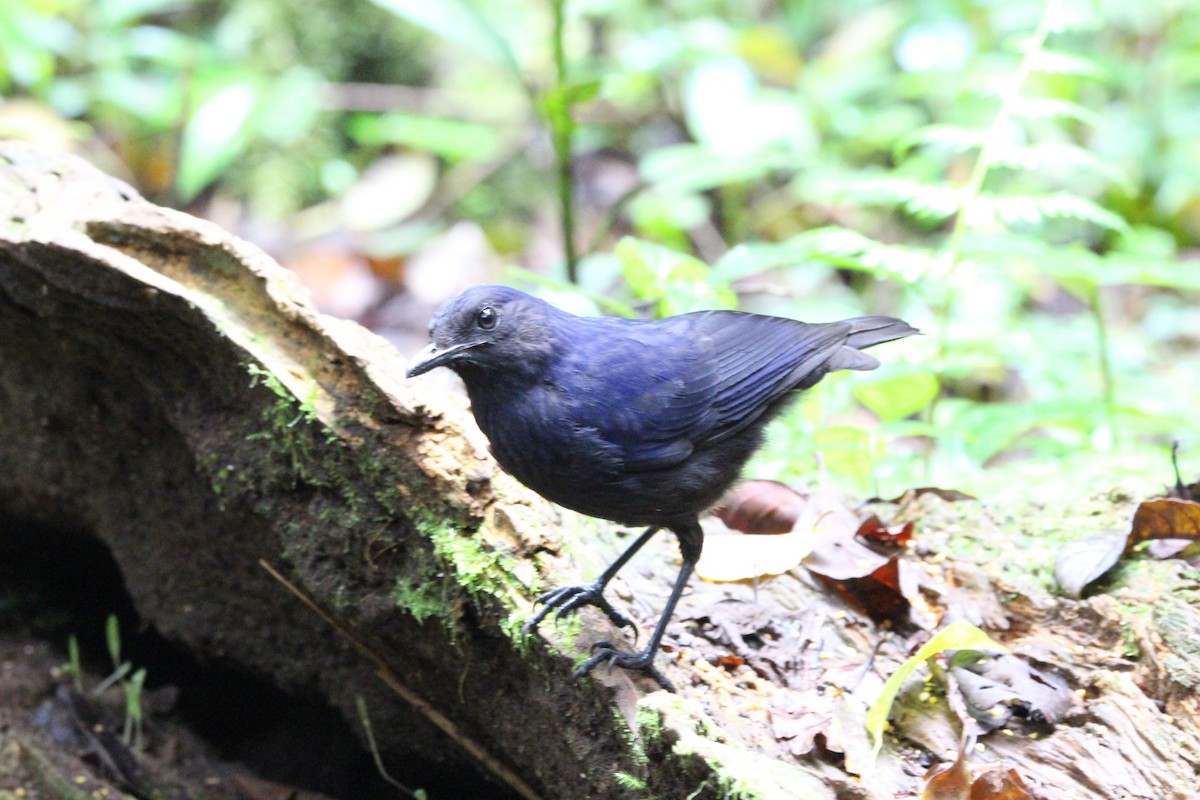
825 316 920 372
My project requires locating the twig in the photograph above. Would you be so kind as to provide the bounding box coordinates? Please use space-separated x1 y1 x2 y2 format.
258 560 545 800
356 695 426 799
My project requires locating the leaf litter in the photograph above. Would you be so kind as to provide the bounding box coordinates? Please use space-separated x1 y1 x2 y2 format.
1055 443 1200 597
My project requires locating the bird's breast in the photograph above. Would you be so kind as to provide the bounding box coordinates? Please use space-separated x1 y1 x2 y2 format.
468 382 638 516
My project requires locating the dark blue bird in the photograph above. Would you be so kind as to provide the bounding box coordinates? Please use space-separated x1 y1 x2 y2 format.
408 285 917 689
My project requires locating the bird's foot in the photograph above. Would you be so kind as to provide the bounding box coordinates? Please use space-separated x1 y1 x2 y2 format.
574 641 674 692
523 581 635 636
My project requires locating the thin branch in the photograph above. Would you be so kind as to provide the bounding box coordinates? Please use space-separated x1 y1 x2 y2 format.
259 559 545 800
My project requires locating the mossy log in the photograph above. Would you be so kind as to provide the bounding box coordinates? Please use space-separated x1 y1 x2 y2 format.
1 141 1198 800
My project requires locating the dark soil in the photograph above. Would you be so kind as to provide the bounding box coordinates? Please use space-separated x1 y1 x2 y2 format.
0 515 515 800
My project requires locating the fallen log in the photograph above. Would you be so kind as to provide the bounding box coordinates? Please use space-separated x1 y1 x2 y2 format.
2 141 1197 800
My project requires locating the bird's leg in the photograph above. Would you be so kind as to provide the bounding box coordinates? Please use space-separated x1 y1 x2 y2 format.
574 520 702 692
524 526 661 635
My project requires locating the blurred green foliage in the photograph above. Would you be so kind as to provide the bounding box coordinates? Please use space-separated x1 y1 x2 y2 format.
2 0 1198 493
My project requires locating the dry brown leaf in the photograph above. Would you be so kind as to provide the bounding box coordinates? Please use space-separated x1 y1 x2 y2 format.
922 747 972 800
876 486 977 504
715 654 745 670
801 491 917 623
802 521 888 580
1057 496 1200 597
714 479 805 534
814 555 913 625
1127 497 1200 552
922 748 1032 800
969 768 1032 800
857 515 914 547
285 245 384 320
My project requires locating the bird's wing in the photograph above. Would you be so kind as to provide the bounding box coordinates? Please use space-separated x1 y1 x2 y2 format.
557 312 870 472
692 312 857 444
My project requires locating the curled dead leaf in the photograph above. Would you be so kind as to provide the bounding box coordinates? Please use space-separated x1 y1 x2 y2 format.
814 556 916 625
857 515 915 547
1053 531 1126 599
714 479 805 534
875 487 977 504
922 747 972 800
922 750 1032 800
969 768 1032 800
1127 497 1200 552
1056 495 1200 598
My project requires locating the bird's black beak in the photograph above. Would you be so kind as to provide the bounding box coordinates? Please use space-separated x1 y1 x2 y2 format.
406 341 481 378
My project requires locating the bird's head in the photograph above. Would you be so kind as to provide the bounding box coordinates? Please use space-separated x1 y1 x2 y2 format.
407 285 558 381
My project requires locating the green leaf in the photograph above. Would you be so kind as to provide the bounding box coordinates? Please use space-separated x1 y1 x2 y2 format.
569 80 601 105
964 235 1200 291
503 267 641 318
640 143 793 194
615 237 735 316
854 372 939 422
714 227 931 285
125 25 199 67
1027 48 1102 78
628 190 710 241
176 81 257 201
894 124 983 160
350 113 503 162
256 67 322 147
847 177 961 223
106 614 121 667
988 142 1132 192
1113 224 1178 259
95 71 182 127
865 622 1008 754
1007 96 1099 127
966 192 1130 233
368 0 522 83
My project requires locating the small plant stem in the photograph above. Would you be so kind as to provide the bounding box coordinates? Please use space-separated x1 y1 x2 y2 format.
922 0 1063 478
356 696 425 799
935 0 1063 359
1088 284 1116 440
550 0 579 283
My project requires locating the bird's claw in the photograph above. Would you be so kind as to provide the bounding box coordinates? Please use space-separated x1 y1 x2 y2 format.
574 641 675 692
522 581 635 635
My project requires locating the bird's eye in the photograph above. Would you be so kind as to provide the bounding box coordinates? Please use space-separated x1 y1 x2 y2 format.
476 306 498 330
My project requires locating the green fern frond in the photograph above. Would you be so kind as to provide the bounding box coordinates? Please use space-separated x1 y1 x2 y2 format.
849 177 961 222
614 771 648 791
894 124 984 160
1006 96 1099 126
987 142 1132 190
966 235 1200 291
714 226 934 285
1027 48 1102 77
966 192 1129 232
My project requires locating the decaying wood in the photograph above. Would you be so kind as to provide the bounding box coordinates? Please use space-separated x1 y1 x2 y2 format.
1 141 1198 799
